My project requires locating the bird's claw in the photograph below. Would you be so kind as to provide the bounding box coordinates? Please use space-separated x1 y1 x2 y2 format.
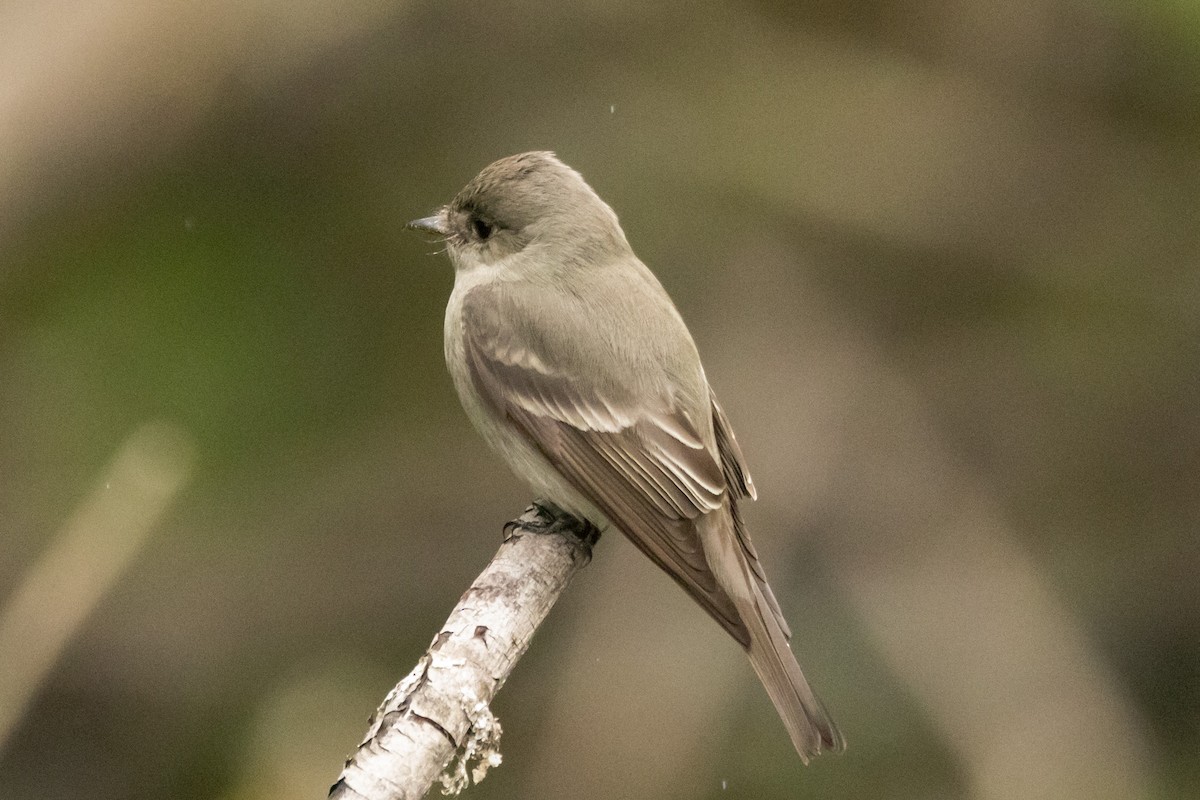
503 500 601 547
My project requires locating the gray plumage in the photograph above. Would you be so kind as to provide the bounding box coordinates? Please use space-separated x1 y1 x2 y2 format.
411 151 843 761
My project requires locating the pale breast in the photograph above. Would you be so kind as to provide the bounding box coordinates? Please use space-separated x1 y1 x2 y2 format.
443 274 610 527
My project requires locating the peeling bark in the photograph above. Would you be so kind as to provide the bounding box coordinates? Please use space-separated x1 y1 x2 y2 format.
330 505 599 800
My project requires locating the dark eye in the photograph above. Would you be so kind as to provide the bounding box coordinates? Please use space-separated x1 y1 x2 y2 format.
470 216 494 240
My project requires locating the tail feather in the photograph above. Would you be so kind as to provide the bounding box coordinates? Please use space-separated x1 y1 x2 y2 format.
699 511 844 762
744 578 844 762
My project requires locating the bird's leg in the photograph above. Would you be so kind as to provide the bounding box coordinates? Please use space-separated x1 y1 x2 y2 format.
504 499 602 547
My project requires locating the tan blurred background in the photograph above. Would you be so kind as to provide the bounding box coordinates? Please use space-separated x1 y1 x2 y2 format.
1 1 1196 798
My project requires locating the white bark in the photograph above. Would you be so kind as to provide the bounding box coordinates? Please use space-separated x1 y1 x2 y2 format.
329 506 598 800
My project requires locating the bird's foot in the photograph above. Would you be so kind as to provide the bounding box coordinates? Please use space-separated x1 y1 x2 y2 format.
504 500 602 548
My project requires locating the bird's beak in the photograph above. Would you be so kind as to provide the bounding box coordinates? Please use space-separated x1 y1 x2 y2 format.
407 212 448 236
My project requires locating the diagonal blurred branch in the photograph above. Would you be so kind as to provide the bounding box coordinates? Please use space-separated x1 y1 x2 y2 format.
330 506 598 800
0 421 194 755
715 247 1152 800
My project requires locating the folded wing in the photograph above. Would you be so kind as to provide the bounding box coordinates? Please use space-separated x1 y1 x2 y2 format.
459 283 751 644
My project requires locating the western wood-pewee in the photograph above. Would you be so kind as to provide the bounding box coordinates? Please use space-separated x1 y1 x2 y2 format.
409 151 843 760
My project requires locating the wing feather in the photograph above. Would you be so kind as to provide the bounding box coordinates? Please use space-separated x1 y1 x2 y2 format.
460 285 749 643
710 392 791 639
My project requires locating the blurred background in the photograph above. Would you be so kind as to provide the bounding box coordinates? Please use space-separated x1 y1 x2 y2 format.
1 1 1196 798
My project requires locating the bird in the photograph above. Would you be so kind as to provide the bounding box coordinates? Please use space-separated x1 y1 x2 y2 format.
408 151 843 761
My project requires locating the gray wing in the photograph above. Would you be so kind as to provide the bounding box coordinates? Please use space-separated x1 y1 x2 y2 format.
711 392 791 639
460 282 752 644
711 393 756 502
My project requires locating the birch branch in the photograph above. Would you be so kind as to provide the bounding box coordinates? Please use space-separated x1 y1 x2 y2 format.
329 504 600 800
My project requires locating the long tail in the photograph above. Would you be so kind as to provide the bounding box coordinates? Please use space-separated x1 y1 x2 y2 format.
744 574 844 761
699 512 845 762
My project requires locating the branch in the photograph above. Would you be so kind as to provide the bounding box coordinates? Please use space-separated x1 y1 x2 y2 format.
0 421 193 756
329 505 599 800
